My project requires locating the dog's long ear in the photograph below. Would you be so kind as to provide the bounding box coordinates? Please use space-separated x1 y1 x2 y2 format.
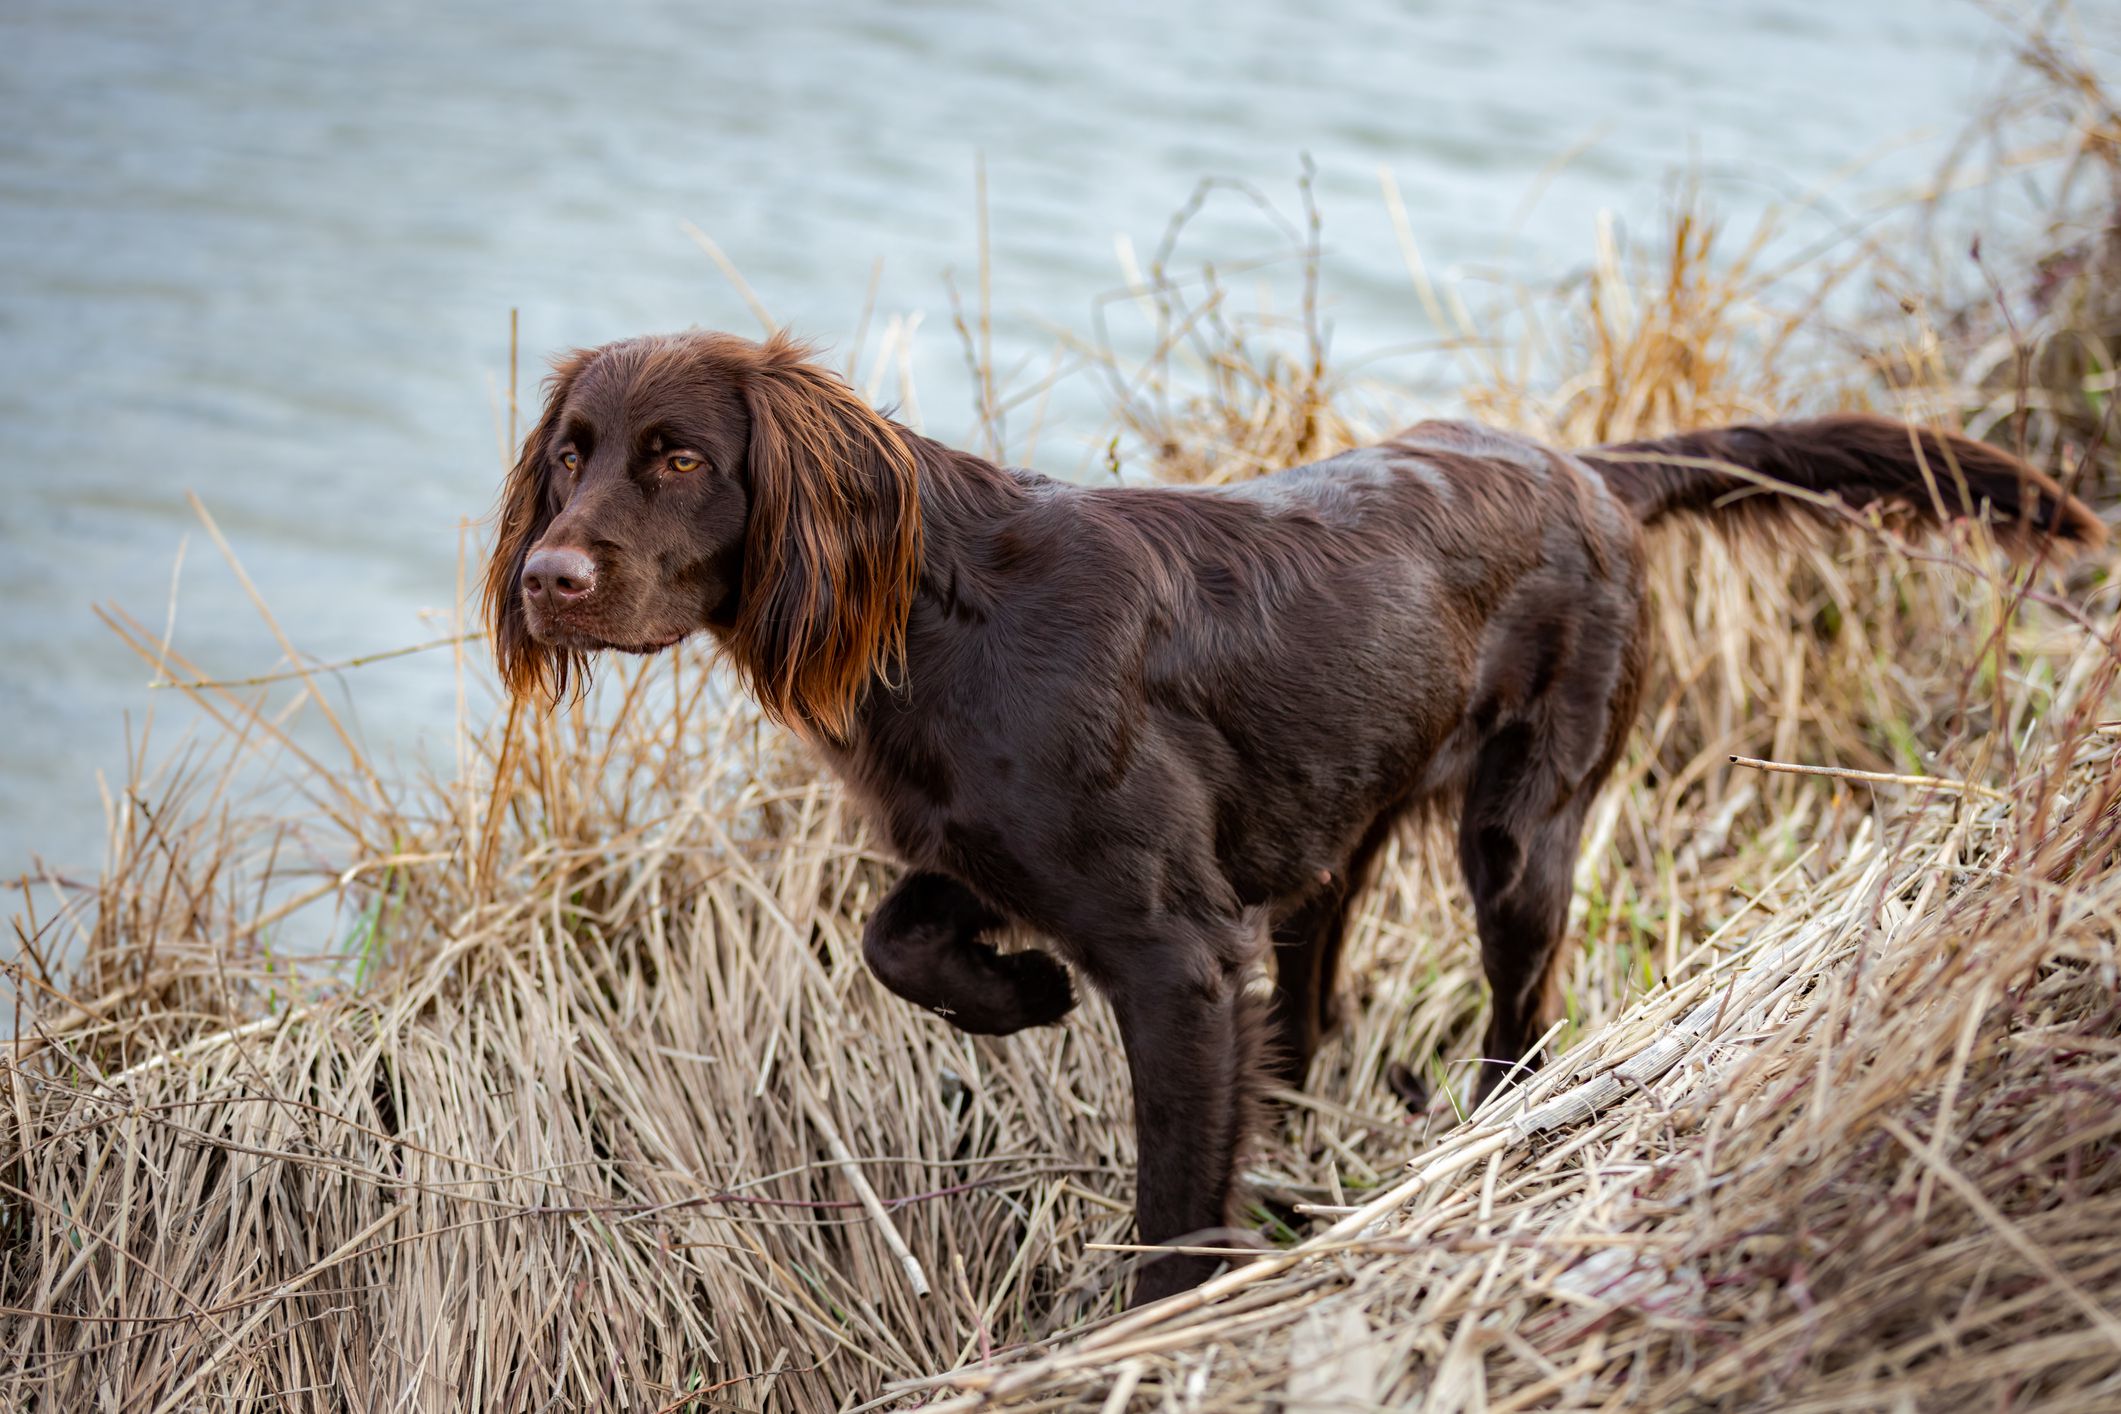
732 333 922 738
482 348 595 702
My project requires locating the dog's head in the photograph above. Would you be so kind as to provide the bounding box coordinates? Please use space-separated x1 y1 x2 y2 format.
481 331 922 736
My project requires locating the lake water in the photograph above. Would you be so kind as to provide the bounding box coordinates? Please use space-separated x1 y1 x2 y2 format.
1 0 2021 881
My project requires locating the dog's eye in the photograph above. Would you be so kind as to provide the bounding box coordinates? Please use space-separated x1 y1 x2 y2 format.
668 454 703 474
559 449 581 475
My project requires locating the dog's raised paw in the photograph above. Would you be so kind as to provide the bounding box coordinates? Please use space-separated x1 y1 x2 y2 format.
995 947 1077 1028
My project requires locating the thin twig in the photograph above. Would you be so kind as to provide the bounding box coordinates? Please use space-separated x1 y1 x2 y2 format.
150 633 486 690
798 1086 931 1299
1728 753 2013 803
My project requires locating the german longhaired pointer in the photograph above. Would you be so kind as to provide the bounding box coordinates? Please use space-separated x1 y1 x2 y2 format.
484 331 2102 1304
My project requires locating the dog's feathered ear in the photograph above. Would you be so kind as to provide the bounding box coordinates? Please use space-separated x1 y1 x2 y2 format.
731 333 922 738
482 348 595 702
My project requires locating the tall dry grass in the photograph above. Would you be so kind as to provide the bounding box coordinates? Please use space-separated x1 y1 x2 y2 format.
6 12 2121 1411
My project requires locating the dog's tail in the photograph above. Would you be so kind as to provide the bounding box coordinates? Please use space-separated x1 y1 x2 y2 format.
1584 413 2105 553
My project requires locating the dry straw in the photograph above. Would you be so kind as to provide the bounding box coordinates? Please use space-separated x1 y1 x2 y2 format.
7 12 2121 1410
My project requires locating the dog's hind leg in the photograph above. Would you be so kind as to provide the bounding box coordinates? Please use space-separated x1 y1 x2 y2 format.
1456 726 1601 1106
861 871 1076 1035
1266 892 1346 1089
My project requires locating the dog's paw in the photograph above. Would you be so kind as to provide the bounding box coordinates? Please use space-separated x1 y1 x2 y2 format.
992 947 1077 1029
938 946 1078 1036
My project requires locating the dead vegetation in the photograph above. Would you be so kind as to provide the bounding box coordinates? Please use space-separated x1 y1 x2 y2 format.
6 9 2120 1411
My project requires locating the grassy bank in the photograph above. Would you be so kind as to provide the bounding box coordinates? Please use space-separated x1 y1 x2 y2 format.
7 14 2121 1411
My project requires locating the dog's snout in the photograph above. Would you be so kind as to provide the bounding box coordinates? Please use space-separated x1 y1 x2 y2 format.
522 547 597 606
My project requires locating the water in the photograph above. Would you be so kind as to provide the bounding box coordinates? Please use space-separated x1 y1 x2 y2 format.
1 0 2016 881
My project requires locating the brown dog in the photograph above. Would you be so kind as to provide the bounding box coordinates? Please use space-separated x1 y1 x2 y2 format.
483 331 2102 1304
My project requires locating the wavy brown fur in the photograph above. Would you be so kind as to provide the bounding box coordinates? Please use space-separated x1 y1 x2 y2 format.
482 332 922 735
1588 412 2107 550
730 335 922 737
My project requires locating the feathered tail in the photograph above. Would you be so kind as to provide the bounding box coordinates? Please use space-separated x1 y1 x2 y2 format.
1584 413 2105 553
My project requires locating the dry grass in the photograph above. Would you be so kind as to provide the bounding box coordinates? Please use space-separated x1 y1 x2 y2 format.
7 14 2121 1413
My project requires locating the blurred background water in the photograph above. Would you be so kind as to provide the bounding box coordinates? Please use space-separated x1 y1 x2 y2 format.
0 0 2019 879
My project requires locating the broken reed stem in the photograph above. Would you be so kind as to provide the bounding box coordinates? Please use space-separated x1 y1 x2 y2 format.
1728 752 2013 803
104 1010 305 1088
1086 1243 1275 1258
149 633 487 691
799 1085 932 1299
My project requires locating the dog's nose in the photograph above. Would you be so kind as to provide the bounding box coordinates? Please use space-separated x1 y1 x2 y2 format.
522 547 597 605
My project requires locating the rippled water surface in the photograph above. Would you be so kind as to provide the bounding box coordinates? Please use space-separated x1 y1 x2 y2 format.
2 0 2011 876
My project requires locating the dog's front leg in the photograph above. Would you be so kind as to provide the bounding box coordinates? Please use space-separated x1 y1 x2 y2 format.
861 871 1076 1035
1106 922 1265 1306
